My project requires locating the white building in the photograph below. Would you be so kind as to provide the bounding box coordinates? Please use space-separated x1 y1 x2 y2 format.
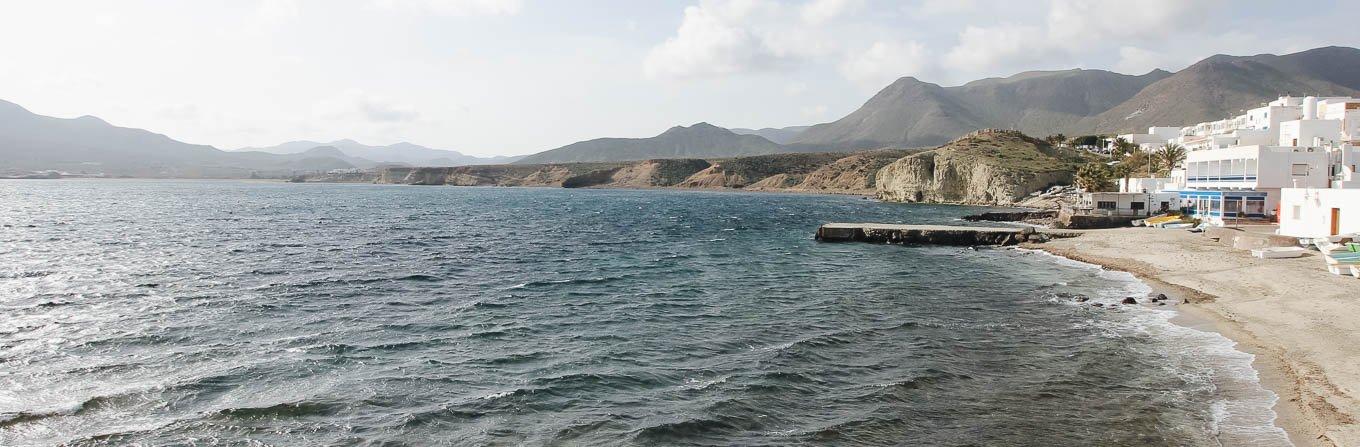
1156 95 1360 226
1279 188 1360 237
1110 127 1182 152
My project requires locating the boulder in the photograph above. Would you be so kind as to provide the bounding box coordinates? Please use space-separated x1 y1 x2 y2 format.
1121 297 1138 305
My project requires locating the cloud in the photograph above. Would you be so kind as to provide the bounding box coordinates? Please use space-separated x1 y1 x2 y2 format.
316 90 420 123
1114 46 1169 74
840 40 929 87
942 24 1056 72
1046 0 1217 45
371 0 522 16
256 0 300 25
910 0 977 16
643 1 787 79
800 0 860 25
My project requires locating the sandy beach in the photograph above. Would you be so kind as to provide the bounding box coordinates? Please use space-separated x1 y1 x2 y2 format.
1035 228 1360 446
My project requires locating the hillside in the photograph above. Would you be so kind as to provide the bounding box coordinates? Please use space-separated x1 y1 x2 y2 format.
0 99 351 178
1073 46 1360 133
372 131 1085 205
793 46 1360 150
876 130 1094 205
514 122 786 164
377 151 889 194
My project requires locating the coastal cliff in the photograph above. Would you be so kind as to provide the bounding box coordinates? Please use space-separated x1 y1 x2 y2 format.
371 130 1087 206
875 130 1090 206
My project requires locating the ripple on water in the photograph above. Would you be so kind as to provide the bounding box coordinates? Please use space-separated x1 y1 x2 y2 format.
0 181 1288 446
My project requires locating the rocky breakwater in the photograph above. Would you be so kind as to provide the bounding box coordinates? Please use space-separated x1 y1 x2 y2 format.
816 223 1081 246
875 130 1093 206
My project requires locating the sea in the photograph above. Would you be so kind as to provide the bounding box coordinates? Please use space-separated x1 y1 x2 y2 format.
0 179 1291 446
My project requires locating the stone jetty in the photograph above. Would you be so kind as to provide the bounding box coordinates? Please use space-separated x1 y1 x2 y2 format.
815 223 1081 246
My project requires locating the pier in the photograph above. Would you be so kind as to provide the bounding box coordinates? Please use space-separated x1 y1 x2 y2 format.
815 223 1082 246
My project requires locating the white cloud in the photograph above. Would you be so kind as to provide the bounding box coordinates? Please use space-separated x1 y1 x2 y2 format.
784 81 808 96
316 89 420 123
942 25 1055 72
800 0 860 25
1046 0 1216 46
371 0 522 16
1114 46 1169 74
256 0 300 25
840 40 929 87
910 0 977 17
643 1 787 79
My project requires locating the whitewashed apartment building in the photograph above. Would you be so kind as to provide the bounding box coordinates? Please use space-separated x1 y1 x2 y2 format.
1098 95 1360 228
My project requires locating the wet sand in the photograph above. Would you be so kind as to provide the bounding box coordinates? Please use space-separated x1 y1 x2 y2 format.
1034 228 1360 446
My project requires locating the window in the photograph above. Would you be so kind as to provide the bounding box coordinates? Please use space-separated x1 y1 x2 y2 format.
1292 164 1310 176
1245 199 1264 215
1160 201 1170 211
1096 201 1117 210
1224 198 1242 214
1293 205 1302 220
1130 202 1145 210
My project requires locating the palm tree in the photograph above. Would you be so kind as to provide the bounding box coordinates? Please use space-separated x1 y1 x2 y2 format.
1112 137 1137 159
1075 162 1113 192
1154 143 1186 176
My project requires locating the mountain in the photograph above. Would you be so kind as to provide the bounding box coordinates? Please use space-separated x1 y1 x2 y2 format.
514 122 787 164
727 125 811 144
1072 46 1360 133
793 46 1360 150
793 69 1169 150
0 99 351 177
236 139 520 166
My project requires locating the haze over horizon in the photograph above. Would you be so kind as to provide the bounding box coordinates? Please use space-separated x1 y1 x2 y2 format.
1 0 1355 156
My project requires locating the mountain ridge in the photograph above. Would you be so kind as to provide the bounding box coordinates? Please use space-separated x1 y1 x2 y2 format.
792 46 1360 150
236 139 520 166
513 122 792 164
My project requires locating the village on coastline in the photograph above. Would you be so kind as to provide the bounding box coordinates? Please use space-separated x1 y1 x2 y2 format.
1048 94 1360 274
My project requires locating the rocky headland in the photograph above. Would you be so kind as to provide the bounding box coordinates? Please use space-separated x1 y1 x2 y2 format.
874 130 1093 206
365 130 1096 208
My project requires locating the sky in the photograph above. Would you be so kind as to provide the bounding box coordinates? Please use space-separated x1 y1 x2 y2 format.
1 0 1356 157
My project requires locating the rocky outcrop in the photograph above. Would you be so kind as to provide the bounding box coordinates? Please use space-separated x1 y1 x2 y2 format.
375 136 1085 204
787 149 913 194
875 130 1089 206
376 163 628 186
605 159 711 187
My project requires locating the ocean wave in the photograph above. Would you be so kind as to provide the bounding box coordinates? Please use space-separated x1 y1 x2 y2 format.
1024 248 1292 445
632 417 742 443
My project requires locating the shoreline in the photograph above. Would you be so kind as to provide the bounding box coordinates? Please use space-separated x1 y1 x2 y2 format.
1031 228 1360 447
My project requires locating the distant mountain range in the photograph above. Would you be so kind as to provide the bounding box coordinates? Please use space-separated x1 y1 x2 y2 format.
0 99 360 178
514 122 798 164
727 126 811 144
793 46 1360 150
236 140 519 166
5 46 1357 175
0 98 517 177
